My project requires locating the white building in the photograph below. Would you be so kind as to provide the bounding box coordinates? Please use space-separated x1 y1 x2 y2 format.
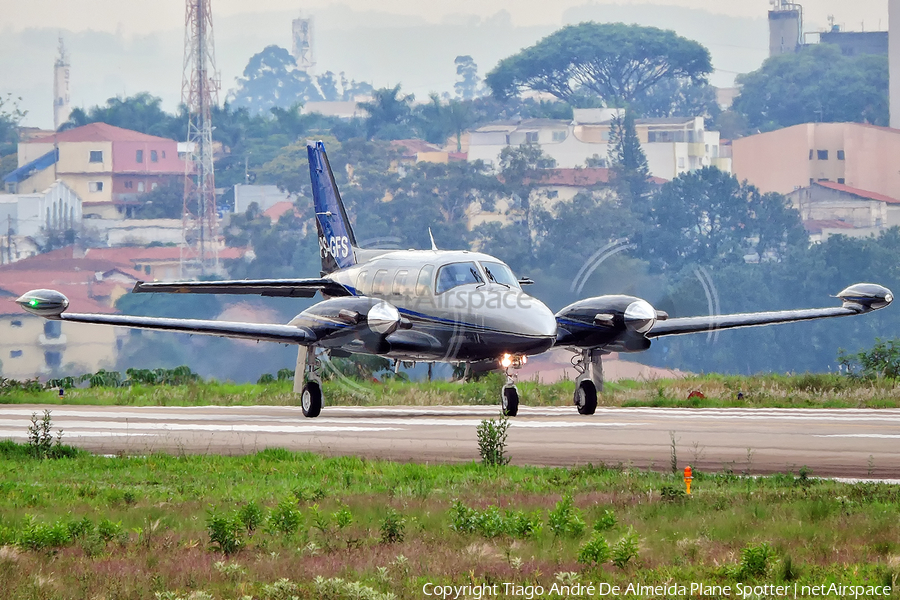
467 108 731 181
233 184 293 214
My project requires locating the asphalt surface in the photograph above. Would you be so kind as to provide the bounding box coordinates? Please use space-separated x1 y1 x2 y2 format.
3 404 900 478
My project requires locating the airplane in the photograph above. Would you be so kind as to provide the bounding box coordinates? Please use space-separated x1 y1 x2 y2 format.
16 141 893 418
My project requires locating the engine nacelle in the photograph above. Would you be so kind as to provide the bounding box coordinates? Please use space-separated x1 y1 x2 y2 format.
555 294 662 352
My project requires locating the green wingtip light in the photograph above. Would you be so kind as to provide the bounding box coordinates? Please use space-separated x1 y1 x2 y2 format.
29 299 39 307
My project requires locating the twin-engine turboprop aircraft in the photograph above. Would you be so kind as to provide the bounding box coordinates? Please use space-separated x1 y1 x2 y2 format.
18 141 894 417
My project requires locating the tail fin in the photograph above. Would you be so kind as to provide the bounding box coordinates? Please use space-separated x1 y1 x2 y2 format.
307 141 358 274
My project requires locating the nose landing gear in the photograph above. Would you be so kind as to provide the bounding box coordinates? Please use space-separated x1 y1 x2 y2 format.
499 353 526 417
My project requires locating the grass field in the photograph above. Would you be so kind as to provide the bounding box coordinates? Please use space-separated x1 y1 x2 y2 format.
0 442 898 599
3 369 900 410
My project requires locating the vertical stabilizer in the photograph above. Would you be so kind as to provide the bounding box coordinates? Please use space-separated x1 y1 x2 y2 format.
307 141 358 274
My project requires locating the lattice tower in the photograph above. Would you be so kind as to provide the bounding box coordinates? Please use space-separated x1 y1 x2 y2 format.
181 0 220 276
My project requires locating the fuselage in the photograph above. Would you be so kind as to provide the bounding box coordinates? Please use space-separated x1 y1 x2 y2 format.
291 248 557 363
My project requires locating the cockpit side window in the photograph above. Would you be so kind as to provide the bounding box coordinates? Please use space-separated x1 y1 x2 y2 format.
435 262 484 294
481 262 520 289
416 264 434 296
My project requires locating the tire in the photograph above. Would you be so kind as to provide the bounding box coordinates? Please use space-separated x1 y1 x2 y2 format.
300 381 323 418
574 380 597 415
501 386 519 417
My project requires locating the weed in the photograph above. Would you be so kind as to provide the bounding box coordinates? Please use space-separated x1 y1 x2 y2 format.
777 554 798 582
577 535 611 566
314 576 396 600
611 526 640 569
476 414 510 467
332 503 353 530
27 410 63 459
96 518 124 543
548 493 585 538
660 485 686 502
206 511 243 555
669 431 679 475
380 508 405 544
737 541 772 578
213 560 246 581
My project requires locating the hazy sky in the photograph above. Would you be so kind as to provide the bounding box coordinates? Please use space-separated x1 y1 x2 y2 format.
0 0 891 128
0 0 889 35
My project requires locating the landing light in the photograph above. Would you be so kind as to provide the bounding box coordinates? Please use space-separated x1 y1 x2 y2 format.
500 354 513 368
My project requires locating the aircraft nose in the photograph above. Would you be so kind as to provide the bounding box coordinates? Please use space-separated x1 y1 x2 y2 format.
510 293 557 339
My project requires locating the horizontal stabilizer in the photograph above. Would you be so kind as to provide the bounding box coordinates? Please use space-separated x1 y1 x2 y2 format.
133 278 351 298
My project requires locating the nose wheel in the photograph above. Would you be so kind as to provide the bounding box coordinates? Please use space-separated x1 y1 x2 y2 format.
501 381 519 417
300 381 322 418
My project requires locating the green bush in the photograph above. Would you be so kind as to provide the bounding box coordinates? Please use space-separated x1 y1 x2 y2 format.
611 526 640 569
206 511 244 555
476 414 510 467
237 500 265 534
17 516 74 551
268 498 302 535
548 493 585 538
379 508 405 544
449 501 542 539
593 509 616 532
97 518 124 542
578 535 611 566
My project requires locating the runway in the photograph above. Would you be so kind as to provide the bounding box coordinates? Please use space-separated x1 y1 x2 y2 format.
3 404 900 478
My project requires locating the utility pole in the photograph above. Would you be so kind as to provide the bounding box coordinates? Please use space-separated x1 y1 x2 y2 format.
6 214 12 265
180 0 220 276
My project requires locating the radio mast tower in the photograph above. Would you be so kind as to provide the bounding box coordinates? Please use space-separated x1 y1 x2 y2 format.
181 0 220 276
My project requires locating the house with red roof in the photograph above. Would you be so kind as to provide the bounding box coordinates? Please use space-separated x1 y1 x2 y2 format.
6 122 185 220
0 248 139 379
787 180 900 242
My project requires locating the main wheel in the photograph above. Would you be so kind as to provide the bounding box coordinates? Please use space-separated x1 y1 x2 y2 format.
301 381 323 418
501 386 519 417
574 380 597 415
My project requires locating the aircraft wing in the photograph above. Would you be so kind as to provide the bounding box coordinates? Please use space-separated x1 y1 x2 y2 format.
132 278 351 298
646 306 860 338
56 312 315 344
15 289 315 344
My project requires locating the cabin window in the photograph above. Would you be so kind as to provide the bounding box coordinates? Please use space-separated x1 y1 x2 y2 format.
416 265 434 296
392 270 410 296
435 262 484 294
356 270 369 295
372 269 390 297
481 262 520 289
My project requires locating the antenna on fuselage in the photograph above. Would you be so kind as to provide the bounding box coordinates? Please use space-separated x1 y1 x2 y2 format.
428 227 439 251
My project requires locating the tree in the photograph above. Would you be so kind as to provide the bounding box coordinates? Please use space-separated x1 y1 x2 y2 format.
228 45 323 115
454 55 480 100
0 93 26 177
134 179 186 219
608 110 652 217
60 92 183 140
358 85 416 140
632 78 720 120
643 167 805 273
733 43 888 131
498 144 556 231
486 22 712 107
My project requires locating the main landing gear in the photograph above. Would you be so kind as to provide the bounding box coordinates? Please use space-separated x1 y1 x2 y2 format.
295 346 323 418
572 348 603 415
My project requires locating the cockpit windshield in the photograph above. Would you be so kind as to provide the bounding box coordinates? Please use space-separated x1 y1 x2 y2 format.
435 262 484 294
481 262 520 289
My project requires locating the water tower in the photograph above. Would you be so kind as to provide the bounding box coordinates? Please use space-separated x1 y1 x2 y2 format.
769 0 803 57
